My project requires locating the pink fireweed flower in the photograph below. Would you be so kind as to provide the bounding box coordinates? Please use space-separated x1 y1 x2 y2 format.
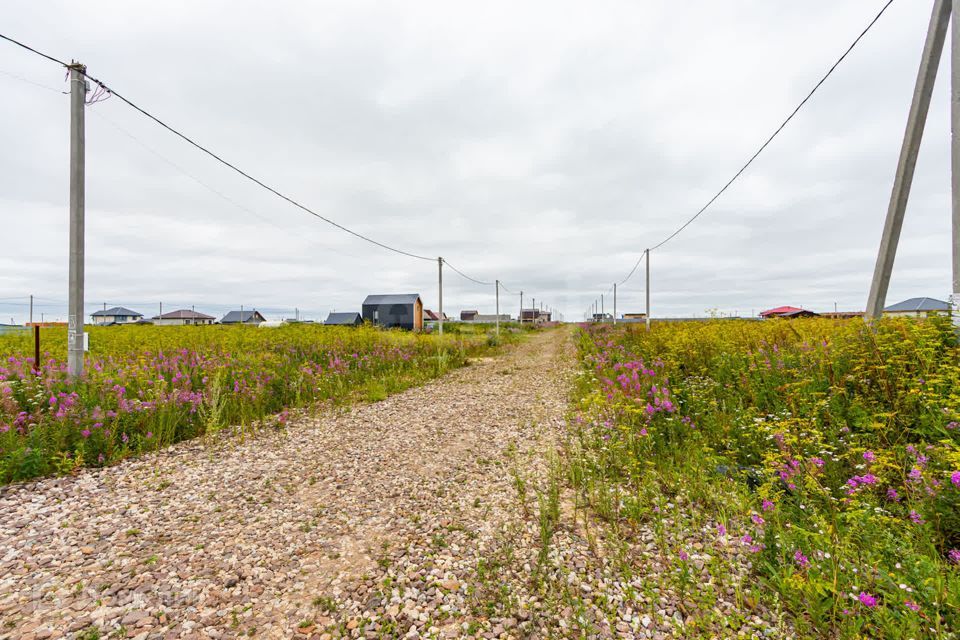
741 534 753 545
639 428 648 436
761 500 775 512
907 468 923 483
905 601 920 612
909 510 924 525
793 550 809 569
751 514 765 526
863 451 876 463
80 429 90 438
716 523 727 537
887 488 900 502
48 396 56 406
810 457 825 468
951 471 960 488
948 549 960 564
858 592 878 608
678 550 688 561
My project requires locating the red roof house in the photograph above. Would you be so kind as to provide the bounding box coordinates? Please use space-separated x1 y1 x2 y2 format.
759 306 818 319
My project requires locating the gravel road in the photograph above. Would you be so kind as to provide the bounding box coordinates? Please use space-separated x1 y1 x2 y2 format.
0 329 574 640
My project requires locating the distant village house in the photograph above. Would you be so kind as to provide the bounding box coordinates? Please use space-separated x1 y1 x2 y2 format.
220 310 266 325
91 307 143 325
152 309 216 326
324 312 362 326
362 294 423 331
759 306 818 319
883 297 952 318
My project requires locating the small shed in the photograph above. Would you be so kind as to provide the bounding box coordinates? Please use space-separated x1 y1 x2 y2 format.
221 310 266 325
460 310 479 321
325 312 363 326
362 294 423 331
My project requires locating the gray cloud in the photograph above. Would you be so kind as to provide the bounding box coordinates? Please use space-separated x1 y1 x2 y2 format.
0 0 953 324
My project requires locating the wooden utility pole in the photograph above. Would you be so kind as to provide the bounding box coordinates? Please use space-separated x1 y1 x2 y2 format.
67 62 86 378
613 284 617 325
866 0 954 322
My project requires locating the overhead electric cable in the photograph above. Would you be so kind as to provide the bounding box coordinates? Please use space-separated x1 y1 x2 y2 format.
0 33 434 262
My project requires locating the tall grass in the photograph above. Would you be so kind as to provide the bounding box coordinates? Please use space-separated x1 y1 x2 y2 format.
0 323 510 484
570 317 959 638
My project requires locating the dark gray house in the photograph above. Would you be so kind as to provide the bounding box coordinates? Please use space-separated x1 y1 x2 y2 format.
362 294 423 331
325 312 363 326
220 310 266 325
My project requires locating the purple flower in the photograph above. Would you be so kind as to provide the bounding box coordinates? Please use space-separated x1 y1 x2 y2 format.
810 457 825 468
121 433 129 444
793 549 809 569
949 549 960 564
863 451 876 463
907 468 923 483
751 514 765 526
951 471 960 488
905 601 920 612
858 592 877 608
678 550 689 561
761 500 775 512
80 429 90 438
887 488 900 502
716 523 727 537
741 534 753 545
909 510 924 525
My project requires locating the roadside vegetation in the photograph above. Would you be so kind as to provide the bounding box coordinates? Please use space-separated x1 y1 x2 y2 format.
569 317 959 638
0 322 524 484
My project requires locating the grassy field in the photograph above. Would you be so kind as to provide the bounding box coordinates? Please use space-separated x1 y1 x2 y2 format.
0 322 520 484
570 317 959 638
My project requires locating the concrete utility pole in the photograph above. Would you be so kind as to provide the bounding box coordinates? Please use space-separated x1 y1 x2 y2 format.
437 257 444 336
29 295 33 325
519 291 523 323
613 284 617 325
866 0 952 321
601 294 604 319
645 248 651 331
495 280 500 337
67 62 86 379
953 0 960 325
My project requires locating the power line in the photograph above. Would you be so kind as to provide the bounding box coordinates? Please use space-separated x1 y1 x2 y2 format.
644 0 895 255
443 260 494 286
0 33 434 263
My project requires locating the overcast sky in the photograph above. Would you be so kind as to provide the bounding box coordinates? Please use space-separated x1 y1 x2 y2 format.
0 0 953 322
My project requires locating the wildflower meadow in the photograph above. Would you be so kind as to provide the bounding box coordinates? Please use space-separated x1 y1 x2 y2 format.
570 317 959 638
0 323 508 484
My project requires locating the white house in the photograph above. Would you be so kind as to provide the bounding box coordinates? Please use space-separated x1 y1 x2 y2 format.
151 309 216 326
91 306 143 325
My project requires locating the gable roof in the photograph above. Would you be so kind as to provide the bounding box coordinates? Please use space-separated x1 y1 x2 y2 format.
325 312 362 325
884 297 951 312
221 310 265 323
92 306 143 317
362 293 421 306
153 309 215 320
759 306 804 317
423 309 440 321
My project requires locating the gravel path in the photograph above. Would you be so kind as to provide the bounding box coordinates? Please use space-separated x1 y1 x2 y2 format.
0 329 574 640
